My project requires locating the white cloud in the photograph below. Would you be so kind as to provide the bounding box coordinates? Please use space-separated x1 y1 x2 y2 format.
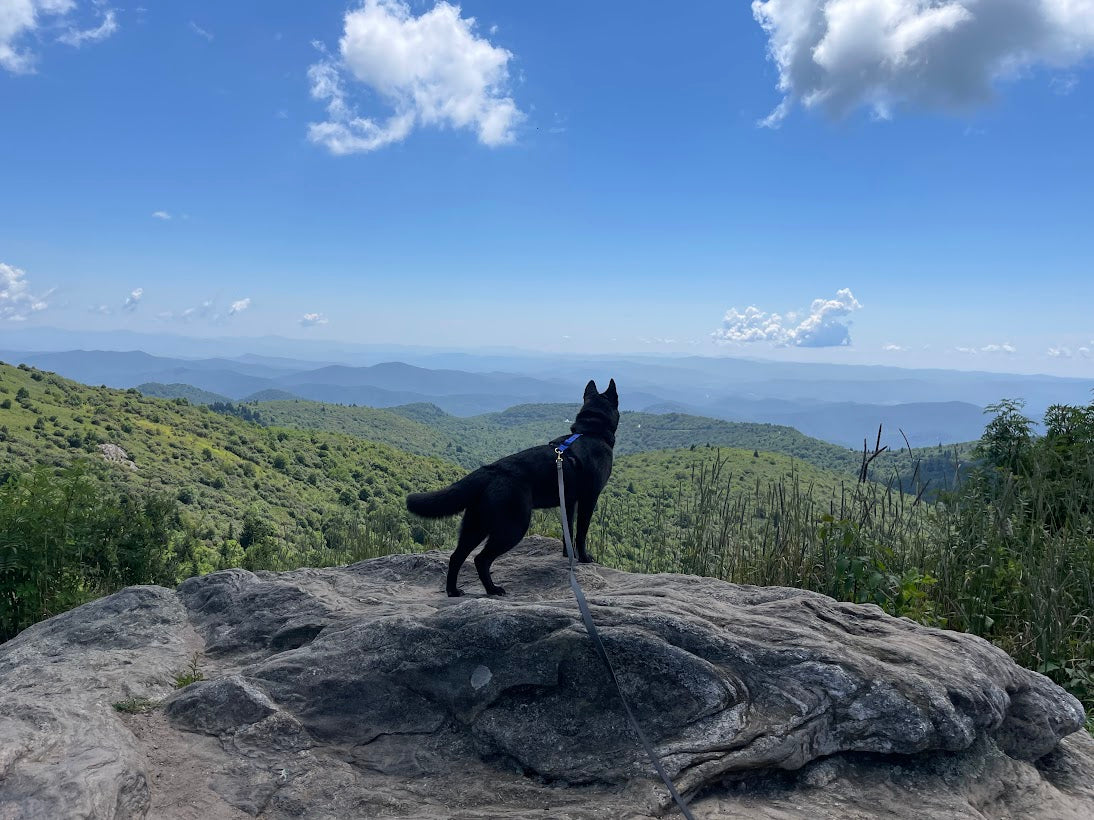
122 287 143 312
152 210 171 220
57 8 116 47
307 0 523 154
1 1 117 73
1050 343 1094 359
883 343 909 351
752 0 1094 125
188 20 213 42
955 342 1018 355
0 261 49 320
157 297 233 323
713 288 863 348
300 312 328 326
88 303 111 315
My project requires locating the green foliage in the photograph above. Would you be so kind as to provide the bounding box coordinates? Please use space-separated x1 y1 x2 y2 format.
136 383 230 405
112 697 161 714
0 361 464 574
977 399 1035 475
257 399 970 491
174 653 205 688
0 463 181 641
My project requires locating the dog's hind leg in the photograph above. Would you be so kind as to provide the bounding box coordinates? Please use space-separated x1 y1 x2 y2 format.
474 501 532 596
447 510 487 597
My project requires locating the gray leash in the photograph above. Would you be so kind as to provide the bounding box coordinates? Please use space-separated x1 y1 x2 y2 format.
555 451 697 820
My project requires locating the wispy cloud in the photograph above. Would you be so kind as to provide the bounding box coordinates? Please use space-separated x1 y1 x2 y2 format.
1051 73 1079 96
753 0 1094 126
713 288 863 348
122 287 143 312
2 1 119 74
1049 343 1094 359
228 298 251 316
188 21 213 42
307 0 523 155
300 312 328 327
58 9 118 47
0 262 50 321
152 210 171 220
955 342 1017 355
883 343 909 352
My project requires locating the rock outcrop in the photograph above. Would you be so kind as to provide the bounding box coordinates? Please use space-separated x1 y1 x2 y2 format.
1 536 1091 819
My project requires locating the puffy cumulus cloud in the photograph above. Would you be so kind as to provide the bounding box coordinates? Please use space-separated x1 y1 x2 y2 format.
228 297 251 316
751 0 1094 125
713 288 863 348
300 312 328 327
122 287 143 312
1 1 118 73
0 261 49 320
307 0 523 154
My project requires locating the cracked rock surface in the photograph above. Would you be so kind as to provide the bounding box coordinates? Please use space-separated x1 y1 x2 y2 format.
1 536 1092 818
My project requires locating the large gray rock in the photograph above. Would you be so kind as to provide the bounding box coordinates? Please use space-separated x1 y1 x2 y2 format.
1 536 1091 819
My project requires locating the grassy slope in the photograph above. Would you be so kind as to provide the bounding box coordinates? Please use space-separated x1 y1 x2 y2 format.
136 382 231 404
0 362 464 547
586 444 856 561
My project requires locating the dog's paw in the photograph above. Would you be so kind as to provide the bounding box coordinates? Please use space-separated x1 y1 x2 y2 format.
447 588 465 597
577 554 596 564
487 586 507 596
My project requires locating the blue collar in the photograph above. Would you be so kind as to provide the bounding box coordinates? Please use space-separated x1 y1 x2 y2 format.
555 433 581 454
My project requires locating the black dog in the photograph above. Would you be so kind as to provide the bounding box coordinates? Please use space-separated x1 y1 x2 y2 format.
406 379 619 597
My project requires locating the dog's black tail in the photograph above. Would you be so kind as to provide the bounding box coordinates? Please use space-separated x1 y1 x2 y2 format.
406 470 489 518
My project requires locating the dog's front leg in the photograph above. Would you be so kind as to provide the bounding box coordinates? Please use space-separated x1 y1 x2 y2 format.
574 498 597 563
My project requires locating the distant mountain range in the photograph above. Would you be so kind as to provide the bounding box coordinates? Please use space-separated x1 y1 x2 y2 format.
3 342 1091 448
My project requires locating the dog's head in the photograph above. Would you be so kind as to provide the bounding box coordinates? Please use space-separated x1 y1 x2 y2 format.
575 378 620 437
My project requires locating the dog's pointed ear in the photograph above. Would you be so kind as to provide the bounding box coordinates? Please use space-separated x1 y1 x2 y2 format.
604 378 618 406
584 379 598 400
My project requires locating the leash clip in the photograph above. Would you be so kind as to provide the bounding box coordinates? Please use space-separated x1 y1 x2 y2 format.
555 447 564 463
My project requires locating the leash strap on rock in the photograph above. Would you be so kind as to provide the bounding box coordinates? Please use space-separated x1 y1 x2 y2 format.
555 454 697 820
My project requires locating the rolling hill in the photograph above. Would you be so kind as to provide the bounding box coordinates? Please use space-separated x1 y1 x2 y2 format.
0 361 465 566
6 344 1085 447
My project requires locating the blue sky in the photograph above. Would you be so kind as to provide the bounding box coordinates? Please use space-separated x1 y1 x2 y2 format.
2 1 1093 376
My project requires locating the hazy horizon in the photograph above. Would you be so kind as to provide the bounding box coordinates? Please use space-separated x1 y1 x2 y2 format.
4 324 1094 387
